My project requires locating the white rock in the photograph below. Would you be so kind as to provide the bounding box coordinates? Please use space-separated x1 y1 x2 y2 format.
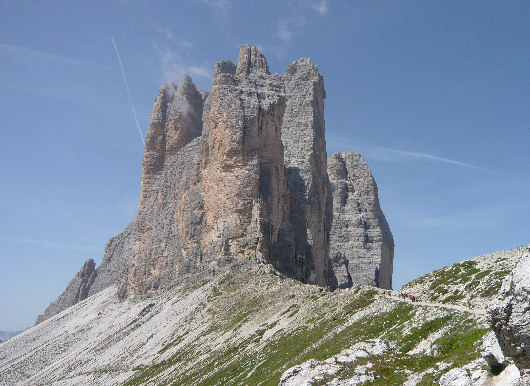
481 330 507 367
488 363 521 385
439 368 473 386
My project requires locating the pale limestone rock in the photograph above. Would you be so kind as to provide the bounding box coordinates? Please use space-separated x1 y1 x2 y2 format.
36 259 96 324
490 251 530 372
481 330 508 368
488 364 522 386
201 45 291 268
328 151 394 289
236 44 270 76
439 358 490 385
279 339 392 385
281 57 332 286
36 45 394 323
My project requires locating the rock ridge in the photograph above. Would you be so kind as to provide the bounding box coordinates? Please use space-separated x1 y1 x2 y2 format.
36 258 97 324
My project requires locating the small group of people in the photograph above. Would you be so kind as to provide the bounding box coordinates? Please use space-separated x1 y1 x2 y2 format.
398 292 418 303
382 290 419 303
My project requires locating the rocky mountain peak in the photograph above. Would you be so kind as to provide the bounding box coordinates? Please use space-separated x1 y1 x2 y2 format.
328 151 394 289
236 44 270 77
36 44 394 322
213 60 237 78
35 258 97 324
139 74 204 209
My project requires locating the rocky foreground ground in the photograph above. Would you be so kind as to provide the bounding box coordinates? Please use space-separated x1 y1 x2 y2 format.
1 247 528 385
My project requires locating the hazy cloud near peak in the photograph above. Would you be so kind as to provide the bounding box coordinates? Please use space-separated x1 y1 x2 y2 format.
311 0 330 16
188 65 212 79
276 20 294 42
155 45 211 83
202 0 233 23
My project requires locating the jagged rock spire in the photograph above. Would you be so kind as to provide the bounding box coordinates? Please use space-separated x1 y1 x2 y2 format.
236 44 270 76
35 259 97 324
281 57 331 286
328 151 394 289
140 74 205 209
36 45 395 323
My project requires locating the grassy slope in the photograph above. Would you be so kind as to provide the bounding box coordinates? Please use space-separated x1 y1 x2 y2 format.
122 269 490 385
401 248 522 308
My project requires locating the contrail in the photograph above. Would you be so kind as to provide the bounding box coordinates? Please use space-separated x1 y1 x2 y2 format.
111 38 145 145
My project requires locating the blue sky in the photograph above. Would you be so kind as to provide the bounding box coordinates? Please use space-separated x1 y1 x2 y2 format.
0 1 528 331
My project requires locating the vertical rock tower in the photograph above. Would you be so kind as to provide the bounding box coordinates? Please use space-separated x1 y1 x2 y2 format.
282 58 332 286
201 46 290 268
36 45 394 323
328 151 394 289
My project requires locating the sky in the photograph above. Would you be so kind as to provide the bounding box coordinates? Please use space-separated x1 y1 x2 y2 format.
0 0 528 331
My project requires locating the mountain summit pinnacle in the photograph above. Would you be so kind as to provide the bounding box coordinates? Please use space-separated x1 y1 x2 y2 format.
236 44 270 76
36 45 394 323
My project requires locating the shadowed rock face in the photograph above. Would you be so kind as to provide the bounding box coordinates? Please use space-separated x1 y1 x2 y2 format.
490 250 530 375
328 151 394 289
36 45 394 324
282 58 332 286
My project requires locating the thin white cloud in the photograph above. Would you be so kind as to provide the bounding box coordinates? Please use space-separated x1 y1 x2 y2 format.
0 238 100 253
414 201 522 231
154 45 210 83
158 26 174 40
0 42 107 70
188 65 211 79
377 146 491 171
271 1 328 54
311 0 330 16
202 0 232 23
178 38 194 48
276 20 294 41
156 26 194 48
326 135 490 171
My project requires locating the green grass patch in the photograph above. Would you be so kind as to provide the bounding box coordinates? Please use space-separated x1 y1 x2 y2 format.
280 303 300 317
398 315 452 353
158 332 187 354
442 293 465 304
218 273 235 286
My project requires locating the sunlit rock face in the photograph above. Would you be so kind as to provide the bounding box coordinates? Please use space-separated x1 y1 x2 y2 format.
328 151 394 289
490 250 530 377
201 45 291 270
35 259 97 324
281 57 332 286
36 45 394 323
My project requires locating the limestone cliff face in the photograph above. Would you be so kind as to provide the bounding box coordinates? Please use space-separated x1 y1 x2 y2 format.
36 259 97 324
490 250 530 375
328 151 394 289
140 75 205 209
201 46 292 271
282 58 332 286
36 45 394 324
